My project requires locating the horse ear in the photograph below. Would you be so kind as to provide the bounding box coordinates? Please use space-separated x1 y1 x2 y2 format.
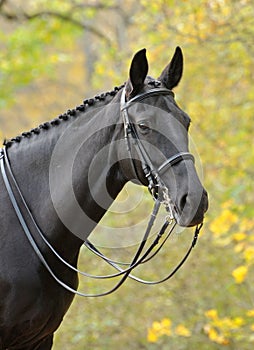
158 46 183 90
126 48 148 99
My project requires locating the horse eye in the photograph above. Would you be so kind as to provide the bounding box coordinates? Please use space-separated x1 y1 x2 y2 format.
138 122 150 133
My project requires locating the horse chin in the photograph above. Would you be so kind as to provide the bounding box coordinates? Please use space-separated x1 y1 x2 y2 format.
176 214 204 228
173 203 207 228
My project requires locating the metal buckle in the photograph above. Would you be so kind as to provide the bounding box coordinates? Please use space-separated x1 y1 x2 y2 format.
165 215 175 225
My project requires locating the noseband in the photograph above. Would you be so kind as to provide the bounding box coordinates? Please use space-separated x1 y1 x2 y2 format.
0 87 202 297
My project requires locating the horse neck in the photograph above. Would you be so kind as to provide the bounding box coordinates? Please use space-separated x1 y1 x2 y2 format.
6 92 126 260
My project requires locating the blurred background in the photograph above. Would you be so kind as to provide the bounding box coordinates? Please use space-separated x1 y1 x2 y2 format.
0 0 254 349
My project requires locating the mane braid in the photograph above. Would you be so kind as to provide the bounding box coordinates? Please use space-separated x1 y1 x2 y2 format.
3 85 124 148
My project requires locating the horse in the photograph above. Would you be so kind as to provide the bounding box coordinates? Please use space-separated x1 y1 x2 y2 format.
0 47 208 349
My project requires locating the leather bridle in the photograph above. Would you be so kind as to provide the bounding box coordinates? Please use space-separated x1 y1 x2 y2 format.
120 86 195 216
0 87 203 297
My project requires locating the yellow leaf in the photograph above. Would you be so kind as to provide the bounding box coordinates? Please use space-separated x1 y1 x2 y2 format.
205 309 218 320
240 218 254 232
243 246 254 263
232 265 248 284
233 317 245 328
209 209 238 236
147 318 172 342
207 327 219 341
161 318 172 328
175 324 191 337
234 242 245 253
160 328 172 336
246 309 254 317
216 335 230 345
204 325 229 345
147 329 158 343
152 321 162 332
233 232 247 241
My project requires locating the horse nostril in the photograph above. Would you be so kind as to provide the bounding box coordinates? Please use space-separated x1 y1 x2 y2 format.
179 194 188 212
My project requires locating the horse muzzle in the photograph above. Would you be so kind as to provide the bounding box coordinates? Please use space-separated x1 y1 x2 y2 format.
174 187 208 227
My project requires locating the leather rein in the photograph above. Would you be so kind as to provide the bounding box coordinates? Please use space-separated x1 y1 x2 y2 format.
0 87 203 297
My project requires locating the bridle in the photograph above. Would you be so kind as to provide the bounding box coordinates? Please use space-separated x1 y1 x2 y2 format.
120 86 195 215
0 86 203 297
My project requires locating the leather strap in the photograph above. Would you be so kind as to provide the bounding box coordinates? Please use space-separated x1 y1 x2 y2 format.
158 152 195 174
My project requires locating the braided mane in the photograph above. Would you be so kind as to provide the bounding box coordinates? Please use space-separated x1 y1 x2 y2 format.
3 85 124 148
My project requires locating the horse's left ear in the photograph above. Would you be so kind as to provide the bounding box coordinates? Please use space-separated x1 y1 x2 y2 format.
126 48 148 99
158 46 183 90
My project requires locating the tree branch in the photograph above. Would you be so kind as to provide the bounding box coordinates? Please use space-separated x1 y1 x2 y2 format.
0 3 115 45
28 10 112 44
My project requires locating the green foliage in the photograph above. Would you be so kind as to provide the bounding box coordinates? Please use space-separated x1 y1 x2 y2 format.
0 1 81 108
1 0 254 349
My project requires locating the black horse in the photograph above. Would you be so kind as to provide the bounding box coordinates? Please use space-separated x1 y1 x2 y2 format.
0 47 208 349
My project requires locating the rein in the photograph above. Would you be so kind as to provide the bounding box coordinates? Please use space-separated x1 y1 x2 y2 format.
0 87 203 297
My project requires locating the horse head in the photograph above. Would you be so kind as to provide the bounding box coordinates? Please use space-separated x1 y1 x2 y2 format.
119 47 208 227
